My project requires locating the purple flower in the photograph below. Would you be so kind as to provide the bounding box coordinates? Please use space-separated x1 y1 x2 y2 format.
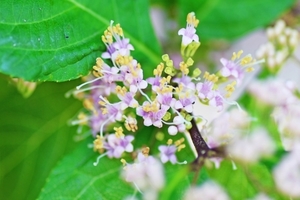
104 134 134 158
209 91 224 111
118 91 138 110
156 91 176 109
158 145 178 164
136 101 167 128
147 76 162 91
174 92 196 113
178 26 199 46
173 75 195 90
196 81 214 100
220 58 244 84
105 103 123 121
102 37 134 61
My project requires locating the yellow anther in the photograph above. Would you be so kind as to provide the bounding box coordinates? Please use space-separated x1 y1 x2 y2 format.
77 112 87 125
125 116 138 132
93 135 104 153
93 58 104 77
120 158 127 166
167 139 173 145
180 62 189 75
142 147 150 156
154 63 164 76
114 24 123 36
225 81 237 98
174 138 185 146
246 67 254 72
101 108 108 115
177 144 186 152
175 84 184 93
114 127 124 138
240 55 253 65
231 50 243 61
187 12 199 27
204 72 219 82
115 85 127 96
83 99 96 113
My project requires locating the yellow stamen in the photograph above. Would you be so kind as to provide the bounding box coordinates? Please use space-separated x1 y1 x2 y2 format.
114 126 124 138
167 139 173 145
142 147 150 156
93 135 104 153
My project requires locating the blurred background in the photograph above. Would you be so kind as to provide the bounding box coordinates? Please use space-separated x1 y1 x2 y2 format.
0 0 299 199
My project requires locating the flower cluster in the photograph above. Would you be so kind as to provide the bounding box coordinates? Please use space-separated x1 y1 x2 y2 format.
256 20 299 73
71 12 260 170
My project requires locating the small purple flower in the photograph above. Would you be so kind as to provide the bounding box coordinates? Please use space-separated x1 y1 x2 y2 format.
173 75 195 90
220 58 244 84
105 103 123 121
174 92 196 113
158 145 178 164
136 101 167 128
104 134 134 158
147 76 162 92
102 37 134 61
156 90 176 110
196 81 214 100
209 91 224 111
118 91 138 110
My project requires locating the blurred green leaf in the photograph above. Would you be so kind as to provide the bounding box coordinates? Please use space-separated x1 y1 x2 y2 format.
208 160 286 200
178 0 295 41
38 139 136 200
0 0 161 82
0 74 81 200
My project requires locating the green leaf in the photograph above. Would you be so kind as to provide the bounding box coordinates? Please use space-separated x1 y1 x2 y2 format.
0 0 161 82
38 138 135 200
0 74 81 200
208 160 286 200
178 0 295 41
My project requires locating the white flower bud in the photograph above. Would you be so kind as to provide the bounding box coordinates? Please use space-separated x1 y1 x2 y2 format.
278 35 287 45
284 27 292 36
274 50 287 65
184 181 230 200
265 42 275 56
266 27 275 39
274 20 286 35
256 45 267 59
267 57 276 68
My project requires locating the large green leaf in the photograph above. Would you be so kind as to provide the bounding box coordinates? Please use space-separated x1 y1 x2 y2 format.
0 0 161 82
38 139 136 200
0 75 81 200
38 137 207 200
178 0 295 41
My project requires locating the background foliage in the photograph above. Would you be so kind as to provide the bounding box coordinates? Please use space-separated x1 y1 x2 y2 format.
0 0 296 199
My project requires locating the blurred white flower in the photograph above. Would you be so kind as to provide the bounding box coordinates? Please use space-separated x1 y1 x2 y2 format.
226 127 275 163
273 103 300 150
183 181 230 200
248 193 274 200
204 108 250 148
273 143 300 198
248 79 296 106
122 152 165 200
